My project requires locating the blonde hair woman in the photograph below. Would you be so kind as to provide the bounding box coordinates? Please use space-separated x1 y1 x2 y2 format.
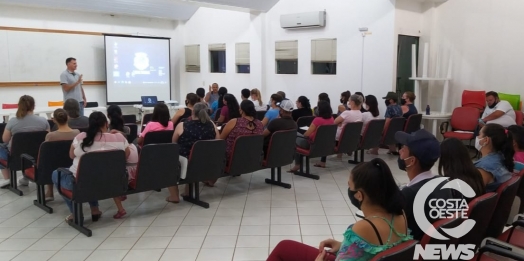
250 88 266 111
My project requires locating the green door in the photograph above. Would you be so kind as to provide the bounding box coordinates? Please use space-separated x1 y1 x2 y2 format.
396 35 419 95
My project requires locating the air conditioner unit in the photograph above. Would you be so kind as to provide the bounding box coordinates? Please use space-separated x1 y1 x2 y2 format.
280 11 326 29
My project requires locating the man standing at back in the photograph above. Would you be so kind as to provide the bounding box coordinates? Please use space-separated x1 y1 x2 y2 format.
60 57 87 116
395 129 453 240
205 83 219 105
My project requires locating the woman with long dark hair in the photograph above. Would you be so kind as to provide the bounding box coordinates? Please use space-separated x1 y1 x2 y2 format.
475 123 515 192
365 95 382 155
338 90 351 115
52 112 130 222
172 93 199 127
508 125 524 173
107 105 128 135
217 93 241 124
439 138 485 199
269 158 411 261
210 87 228 119
138 103 174 146
314 93 330 116
292 96 313 121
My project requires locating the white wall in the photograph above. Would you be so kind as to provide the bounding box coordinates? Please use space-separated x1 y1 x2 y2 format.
0 4 180 109
420 0 524 112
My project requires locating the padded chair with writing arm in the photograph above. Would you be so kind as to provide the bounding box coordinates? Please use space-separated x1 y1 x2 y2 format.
255 111 266 121
0 131 48 196
462 90 486 112
370 240 418 261
181 140 227 209
458 192 498 250
224 135 264 177
263 130 296 189
21 140 73 213
141 113 153 130
296 116 315 135
335 122 363 155
214 108 222 122
485 176 521 238
404 114 422 134
295 124 337 180
143 130 175 146
440 107 480 145
381 117 406 147
57 150 128 237
348 119 385 164
125 124 138 144
418 217 463 249
123 115 137 124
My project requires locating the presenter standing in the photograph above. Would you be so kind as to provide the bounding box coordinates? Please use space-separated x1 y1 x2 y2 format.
204 83 219 105
60 57 87 116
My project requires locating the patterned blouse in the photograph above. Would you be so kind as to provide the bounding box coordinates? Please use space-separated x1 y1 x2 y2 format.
335 216 412 261
384 105 403 119
225 117 264 159
178 120 216 158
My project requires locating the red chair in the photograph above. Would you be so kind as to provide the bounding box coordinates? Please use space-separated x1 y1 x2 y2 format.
462 90 486 111
485 176 521 238
1 103 17 109
370 240 418 261
440 107 480 144
515 110 523 126
458 192 498 250
419 217 463 248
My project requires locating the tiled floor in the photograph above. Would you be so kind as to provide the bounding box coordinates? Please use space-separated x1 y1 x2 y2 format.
0 152 412 261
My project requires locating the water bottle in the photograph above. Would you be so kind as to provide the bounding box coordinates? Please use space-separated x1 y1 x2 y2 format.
426 105 430 115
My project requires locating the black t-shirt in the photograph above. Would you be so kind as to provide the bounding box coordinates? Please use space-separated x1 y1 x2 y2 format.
401 176 454 240
264 117 297 150
292 108 313 122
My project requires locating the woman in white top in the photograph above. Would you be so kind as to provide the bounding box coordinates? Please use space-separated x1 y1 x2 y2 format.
364 95 383 155
52 112 130 223
250 88 267 111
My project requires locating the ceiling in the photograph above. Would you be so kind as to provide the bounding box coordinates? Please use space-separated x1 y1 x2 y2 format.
0 0 280 20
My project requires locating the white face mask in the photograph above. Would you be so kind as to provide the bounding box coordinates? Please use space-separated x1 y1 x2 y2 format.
475 137 486 151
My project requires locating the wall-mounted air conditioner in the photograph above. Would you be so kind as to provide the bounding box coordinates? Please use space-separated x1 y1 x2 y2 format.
280 11 326 29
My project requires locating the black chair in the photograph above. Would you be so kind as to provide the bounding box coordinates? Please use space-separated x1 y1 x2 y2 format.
458 192 498 250
419 217 463 248
335 122 363 155
332 113 338 119
348 119 385 164
295 124 337 180
485 176 521 238
125 124 138 144
141 113 153 129
224 135 264 177
57 150 128 237
143 130 174 146
21 140 73 213
77 127 88 133
123 115 137 124
214 108 222 122
0 123 5 137
404 114 422 134
381 117 406 147
296 116 315 135
263 130 296 189
0 131 48 195
371 240 418 261
47 119 55 131
255 111 266 121
85 102 98 108
127 143 180 193
182 140 227 208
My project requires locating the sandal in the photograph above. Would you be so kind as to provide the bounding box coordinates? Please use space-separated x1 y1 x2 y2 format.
91 212 102 222
65 214 73 223
113 210 127 219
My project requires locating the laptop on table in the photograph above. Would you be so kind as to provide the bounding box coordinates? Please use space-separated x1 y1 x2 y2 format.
141 96 158 107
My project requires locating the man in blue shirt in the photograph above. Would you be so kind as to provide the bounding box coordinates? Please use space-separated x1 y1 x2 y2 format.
262 93 283 128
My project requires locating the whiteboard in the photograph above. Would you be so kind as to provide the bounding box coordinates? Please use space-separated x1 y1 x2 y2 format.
0 30 106 82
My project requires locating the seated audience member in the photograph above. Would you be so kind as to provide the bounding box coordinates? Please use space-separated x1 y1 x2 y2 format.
292 96 313 122
378 92 403 155
288 101 334 173
314 93 331 116
439 138 485 200
196 87 206 103
508 125 524 173
395 129 453 240
262 94 283 127
277 91 287 100
362 95 381 137
205 83 219 104
43 109 80 201
269 158 411 261
480 91 516 128
217 94 241 124
355 92 367 113
401 91 418 119
241 88 250 101
337 90 351 115
210 87 228 120
172 93 198 127
263 100 297 155
138 103 174 147
166 102 219 203
52 98 89 131
474 123 514 192
250 88 266 111
52 112 129 222
315 95 363 168
107 105 130 136
1 95 50 188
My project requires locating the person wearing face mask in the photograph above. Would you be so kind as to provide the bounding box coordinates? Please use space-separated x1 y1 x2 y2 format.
395 129 453 240
400 91 418 119
508 125 524 174
267 158 411 261
368 92 402 155
263 100 297 156
355 92 367 113
479 91 516 128
474 123 514 192
337 90 351 115
172 93 199 127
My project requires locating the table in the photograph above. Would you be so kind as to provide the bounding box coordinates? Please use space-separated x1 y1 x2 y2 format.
133 104 186 118
0 106 107 122
422 112 452 136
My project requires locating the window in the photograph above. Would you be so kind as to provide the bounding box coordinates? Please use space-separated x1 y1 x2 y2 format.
275 40 298 74
185 45 200 73
209 43 226 73
311 38 337 75
236 43 250 74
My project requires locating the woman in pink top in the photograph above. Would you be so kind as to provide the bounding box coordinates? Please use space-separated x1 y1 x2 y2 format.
288 101 334 173
137 103 174 147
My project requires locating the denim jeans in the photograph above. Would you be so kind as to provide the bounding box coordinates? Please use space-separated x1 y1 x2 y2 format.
78 102 85 117
52 170 98 213
0 145 8 170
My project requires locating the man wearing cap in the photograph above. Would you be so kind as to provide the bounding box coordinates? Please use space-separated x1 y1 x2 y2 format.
395 129 453 240
263 100 297 156
369 92 404 155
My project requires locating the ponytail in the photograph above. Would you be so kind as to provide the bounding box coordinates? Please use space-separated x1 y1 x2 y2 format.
16 95 35 118
505 130 516 172
82 112 107 152
107 105 124 132
193 102 211 123
251 88 263 107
